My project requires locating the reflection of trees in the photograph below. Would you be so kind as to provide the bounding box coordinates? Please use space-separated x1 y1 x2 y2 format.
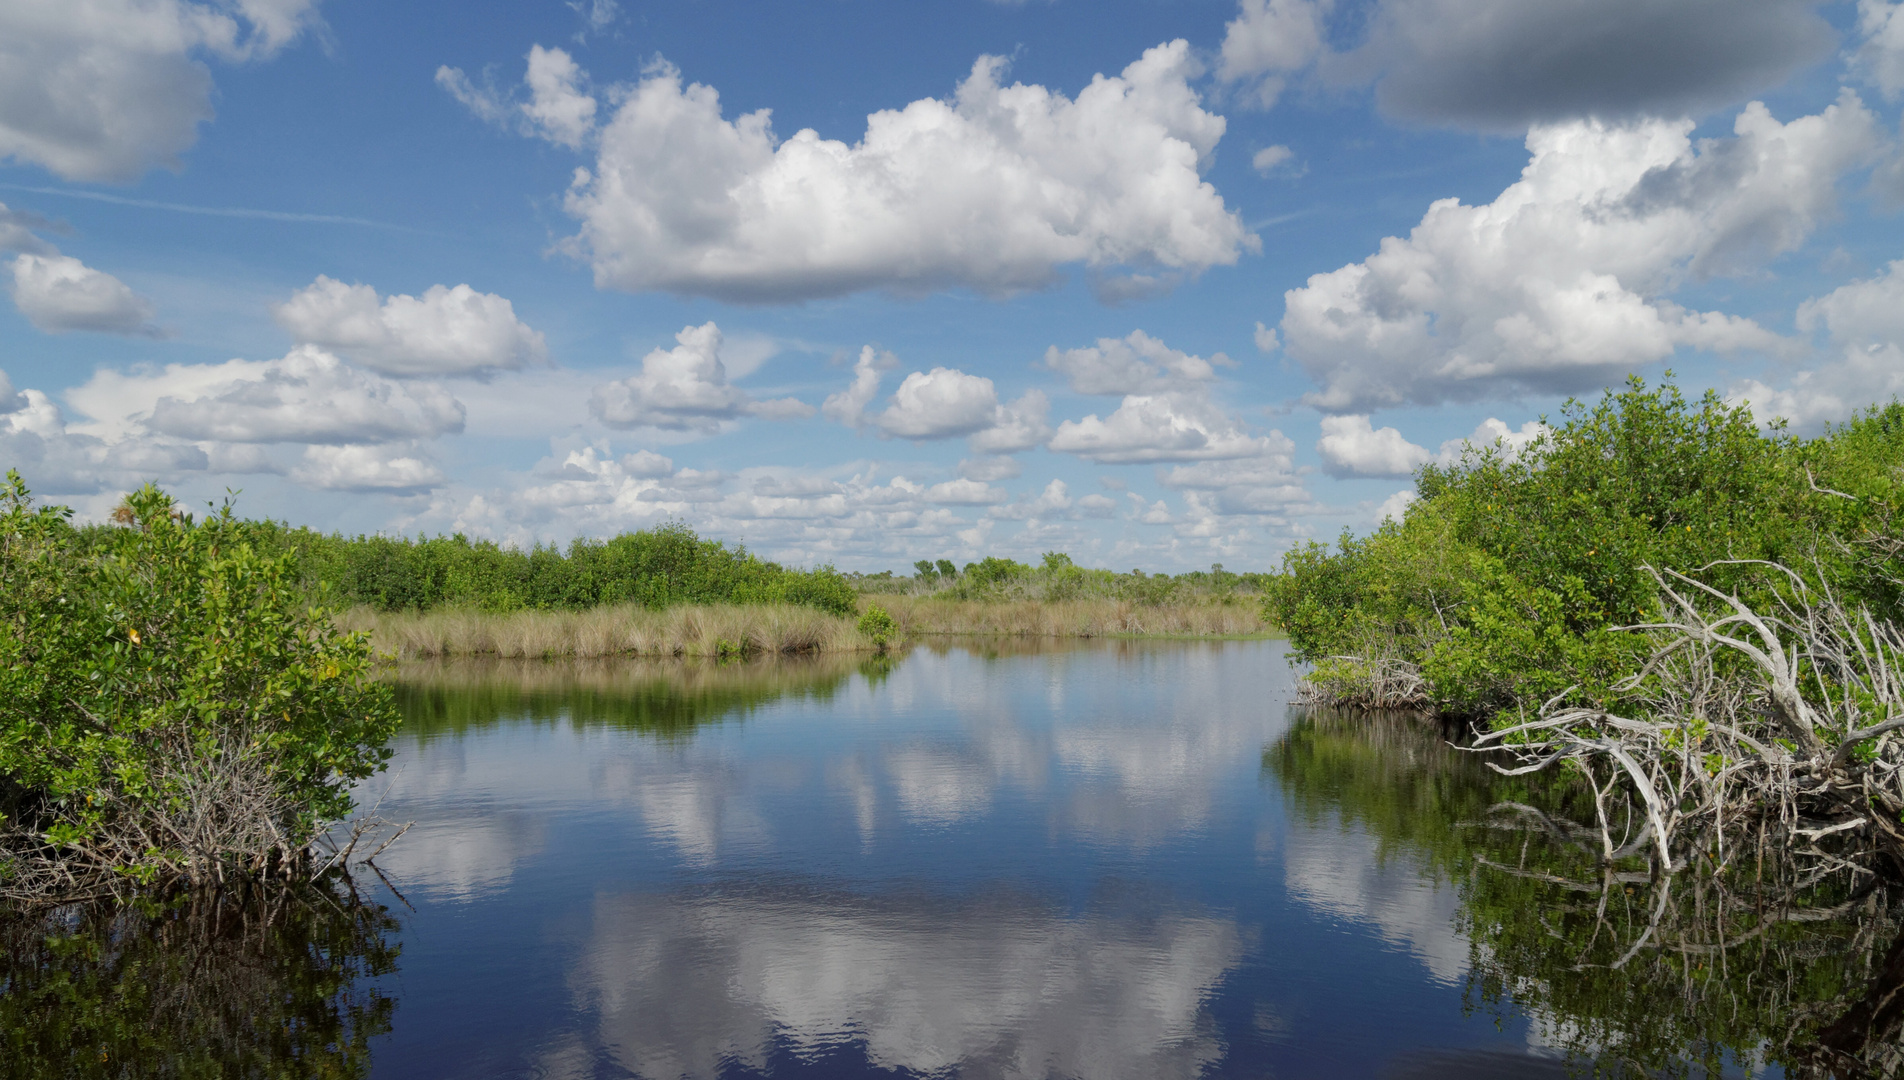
387 653 866 738
1267 709 1904 1079
0 880 399 1079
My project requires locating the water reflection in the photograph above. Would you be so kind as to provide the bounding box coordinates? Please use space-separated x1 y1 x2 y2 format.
0 882 398 1079
545 882 1240 1080
1269 707 1904 1078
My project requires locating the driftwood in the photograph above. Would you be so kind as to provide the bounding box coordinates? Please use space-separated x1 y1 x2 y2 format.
1472 563 1904 882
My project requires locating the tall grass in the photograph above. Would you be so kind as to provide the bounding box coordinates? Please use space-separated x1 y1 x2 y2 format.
341 602 866 659
878 595 1268 637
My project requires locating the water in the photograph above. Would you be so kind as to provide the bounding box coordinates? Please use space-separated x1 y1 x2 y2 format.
6 639 1898 1077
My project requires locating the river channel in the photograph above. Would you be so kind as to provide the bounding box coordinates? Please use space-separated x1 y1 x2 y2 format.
6 638 1899 1078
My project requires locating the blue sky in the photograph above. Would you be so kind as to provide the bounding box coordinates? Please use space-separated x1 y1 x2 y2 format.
4 0 1903 571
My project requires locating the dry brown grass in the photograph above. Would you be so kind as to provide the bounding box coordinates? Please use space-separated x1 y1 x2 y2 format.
338 596 1273 660
876 595 1269 638
338 603 866 660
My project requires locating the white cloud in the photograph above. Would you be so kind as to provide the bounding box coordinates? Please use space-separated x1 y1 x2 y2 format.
1217 0 1329 107
1042 330 1220 396
1049 395 1273 464
590 322 811 433
1280 93 1878 412
1730 260 1904 428
1157 432 1311 517
1252 321 1278 353
438 45 600 148
859 368 1051 453
969 390 1053 454
272 276 547 377
875 368 1000 439
292 443 446 494
1251 145 1296 175
0 369 22 415
71 346 466 445
1376 489 1416 524
557 40 1252 301
1340 0 1834 130
1861 0 1904 99
9 253 159 336
0 0 318 181
1434 417 1548 463
821 345 896 428
1315 415 1430 478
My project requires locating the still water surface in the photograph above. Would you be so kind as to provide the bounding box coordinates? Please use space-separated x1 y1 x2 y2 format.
16 638 1891 1077
362 639 1570 1079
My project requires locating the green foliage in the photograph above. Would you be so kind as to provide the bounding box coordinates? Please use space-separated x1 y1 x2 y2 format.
0 474 399 886
856 605 899 650
224 518 857 618
1265 378 1904 715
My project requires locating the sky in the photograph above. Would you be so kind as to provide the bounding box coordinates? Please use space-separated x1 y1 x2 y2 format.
3 0 1904 572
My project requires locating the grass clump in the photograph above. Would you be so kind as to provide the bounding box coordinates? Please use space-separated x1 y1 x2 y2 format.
0 475 399 903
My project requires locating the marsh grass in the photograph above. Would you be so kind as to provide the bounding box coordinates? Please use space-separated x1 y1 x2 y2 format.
342 595 1270 659
878 595 1269 638
340 602 866 659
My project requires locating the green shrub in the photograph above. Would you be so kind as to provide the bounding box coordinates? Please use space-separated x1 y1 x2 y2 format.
856 605 899 650
0 475 400 895
1265 378 1904 716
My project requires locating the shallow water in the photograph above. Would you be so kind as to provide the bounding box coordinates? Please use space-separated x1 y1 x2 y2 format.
7 639 1895 1077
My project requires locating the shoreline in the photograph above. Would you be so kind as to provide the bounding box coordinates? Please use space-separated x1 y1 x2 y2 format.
340 597 1273 660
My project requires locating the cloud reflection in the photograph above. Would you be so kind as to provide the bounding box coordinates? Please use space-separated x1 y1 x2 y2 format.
547 884 1242 1080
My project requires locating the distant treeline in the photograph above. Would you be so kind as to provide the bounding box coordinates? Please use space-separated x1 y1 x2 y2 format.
117 521 863 618
849 552 1272 606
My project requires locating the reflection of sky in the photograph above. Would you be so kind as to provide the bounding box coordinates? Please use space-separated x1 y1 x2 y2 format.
545 885 1240 1080
366 641 1562 1079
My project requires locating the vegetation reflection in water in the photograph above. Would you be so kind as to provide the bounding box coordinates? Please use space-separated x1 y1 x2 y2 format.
1270 707 1904 1079
383 637 1124 740
0 880 399 1079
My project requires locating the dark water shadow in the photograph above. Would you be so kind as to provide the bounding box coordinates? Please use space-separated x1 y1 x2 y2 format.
0 879 399 1079
1269 707 1904 1080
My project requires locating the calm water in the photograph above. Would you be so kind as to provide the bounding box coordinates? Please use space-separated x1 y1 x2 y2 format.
7 639 1897 1077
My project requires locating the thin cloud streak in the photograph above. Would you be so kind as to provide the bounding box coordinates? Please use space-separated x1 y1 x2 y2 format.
1 186 427 232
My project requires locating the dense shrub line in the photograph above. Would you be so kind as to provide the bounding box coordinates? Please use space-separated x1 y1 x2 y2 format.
850 551 1272 606
221 521 860 618
1264 378 1904 716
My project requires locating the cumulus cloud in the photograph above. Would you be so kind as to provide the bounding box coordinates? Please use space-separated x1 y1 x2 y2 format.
821 345 897 428
1316 415 1429 478
849 366 1052 454
550 40 1251 301
1376 489 1416 524
70 346 466 445
1042 330 1220 396
9 253 159 336
292 443 446 494
1730 260 1904 428
1157 432 1312 518
437 45 597 148
958 456 1023 482
1049 395 1274 464
1280 93 1878 412
0 0 318 181
1434 417 1549 463
590 322 810 432
1216 0 1329 107
273 276 547 377
1861 0 1904 99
